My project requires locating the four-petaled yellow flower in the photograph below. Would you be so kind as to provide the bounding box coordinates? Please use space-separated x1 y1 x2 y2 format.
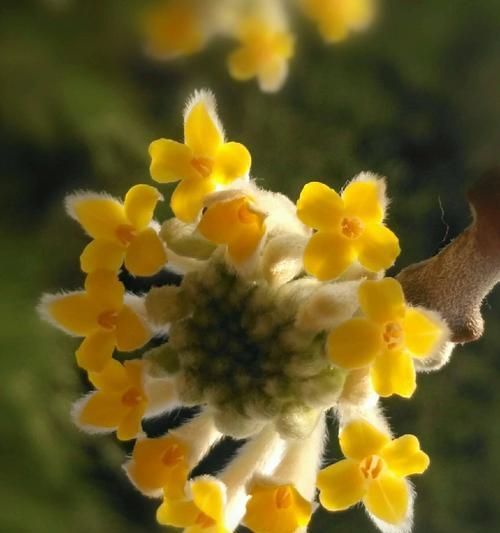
327 278 447 397
243 483 312 533
302 0 375 43
198 195 266 264
317 420 429 525
42 270 151 372
157 476 228 532
143 0 206 59
75 359 149 441
67 184 167 277
297 179 400 281
125 435 190 499
149 91 252 223
227 17 295 93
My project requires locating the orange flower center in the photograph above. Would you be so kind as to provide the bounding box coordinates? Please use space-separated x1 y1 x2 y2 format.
359 455 385 480
161 443 185 466
191 157 214 179
238 202 259 225
121 387 144 407
97 309 119 330
195 511 216 528
383 321 404 350
116 224 137 246
275 486 293 509
340 216 364 239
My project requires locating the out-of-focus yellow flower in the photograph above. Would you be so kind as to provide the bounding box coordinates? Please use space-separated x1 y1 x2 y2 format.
67 184 166 277
297 178 400 281
143 0 206 59
317 420 429 525
149 91 252 223
327 278 447 397
227 17 295 93
75 359 149 441
302 0 375 43
243 483 312 533
156 476 228 532
41 271 151 372
198 195 266 263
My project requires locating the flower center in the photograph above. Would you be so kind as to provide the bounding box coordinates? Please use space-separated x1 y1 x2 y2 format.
195 511 216 528
275 486 293 509
238 203 259 225
340 216 364 239
382 322 404 350
191 157 214 179
116 224 137 246
97 309 119 330
359 455 385 480
161 442 185 466
121 387 144 407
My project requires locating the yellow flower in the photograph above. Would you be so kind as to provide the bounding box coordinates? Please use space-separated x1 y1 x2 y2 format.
227 17 295 93
302 0 375 43
74 359 149 441
327 277 448 397
41 270 151 372
157 476 228 532
149 91 252 223
66 184 167 277
143 0 205 59
297 178 400 281
243 483 312 533
197 195 266 263
317 420 429 525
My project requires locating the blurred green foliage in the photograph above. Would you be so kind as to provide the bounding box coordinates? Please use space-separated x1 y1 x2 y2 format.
1 0 499 532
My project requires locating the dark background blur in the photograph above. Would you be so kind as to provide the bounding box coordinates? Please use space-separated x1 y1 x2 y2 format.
1 0 499 532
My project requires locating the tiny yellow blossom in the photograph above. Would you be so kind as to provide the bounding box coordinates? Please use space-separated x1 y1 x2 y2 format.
42 270 151 372
67 184 167 277
243 483 312 533
317 420 429 525
327 278 447 397
227 17 295 93
297 178 400 281
198 195 266 263
75 359 149 441
143 0 206 59
149 91 252 223
302 0 375 43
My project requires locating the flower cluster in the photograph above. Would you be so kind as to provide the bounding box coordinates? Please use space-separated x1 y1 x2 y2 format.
142 0 377 92
40 90 454 533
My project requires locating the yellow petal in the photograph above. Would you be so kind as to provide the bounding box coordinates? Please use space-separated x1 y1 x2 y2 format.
327 317 383 370
296 182 344 231
78 391 125 429
212 142 251 185
363 471 409 525
304 231 356 281
370 350 416 398
88 359 130 392
75 329 116 372
318 17 349 43
381 435 430 478
124 184 163 231
115 304 150 352
184 98 224 158
227 48 259 80
358 278 406 324
317 459 367 511
357 223 400 272
403 308 443 358
124 359 146 390
117 404 146 441
124 228 167 277
84 270 124 311
68 194 127 240
171 177 216 223
339 420 391 461
149 139 198 183
157 498 198 528
191 477 226 523
80 239 125 274
258 59 289 93
197 197 246 244
45 293 100 336
342 180 384 224
228 220 265 263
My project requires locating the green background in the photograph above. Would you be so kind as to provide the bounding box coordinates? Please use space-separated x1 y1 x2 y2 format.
1 0 499 531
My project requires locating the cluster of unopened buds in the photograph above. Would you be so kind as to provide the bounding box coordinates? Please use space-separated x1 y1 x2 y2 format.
40 90 499 532
142 0 377 92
